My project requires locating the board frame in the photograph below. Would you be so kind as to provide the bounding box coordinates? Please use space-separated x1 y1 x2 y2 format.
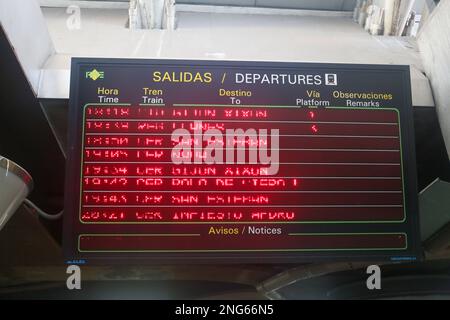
64 58 422 264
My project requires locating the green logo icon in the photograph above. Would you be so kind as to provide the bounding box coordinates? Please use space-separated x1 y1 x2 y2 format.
85 69 104 81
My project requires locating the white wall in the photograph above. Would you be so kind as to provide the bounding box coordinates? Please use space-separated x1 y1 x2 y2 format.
0 0 55 95
418 0 450 157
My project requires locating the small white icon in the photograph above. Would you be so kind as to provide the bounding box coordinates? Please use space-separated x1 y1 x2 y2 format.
366 265 381 290
325 74 338 86
66 265 82 290
66 5 81 30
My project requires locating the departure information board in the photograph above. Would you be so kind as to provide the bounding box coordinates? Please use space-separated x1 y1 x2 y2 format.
64 58 421 263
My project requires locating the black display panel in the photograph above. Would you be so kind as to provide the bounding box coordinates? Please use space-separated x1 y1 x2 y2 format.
64 58 421 263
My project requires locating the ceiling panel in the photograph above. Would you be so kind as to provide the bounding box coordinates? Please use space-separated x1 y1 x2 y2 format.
177 0 357 11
